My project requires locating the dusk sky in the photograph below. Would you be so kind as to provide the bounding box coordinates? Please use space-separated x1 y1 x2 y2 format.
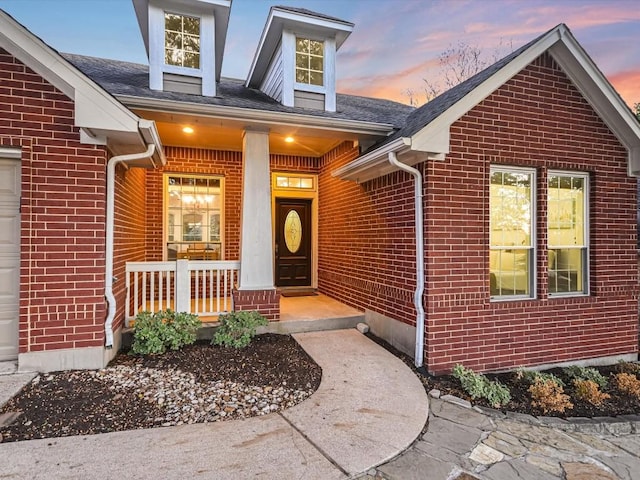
0 0 638 107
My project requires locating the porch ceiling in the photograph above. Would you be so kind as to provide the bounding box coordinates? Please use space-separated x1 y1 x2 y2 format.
134 109 363 156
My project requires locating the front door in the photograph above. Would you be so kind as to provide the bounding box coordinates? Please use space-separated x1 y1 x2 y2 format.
275 199 311 287
0 156 20 361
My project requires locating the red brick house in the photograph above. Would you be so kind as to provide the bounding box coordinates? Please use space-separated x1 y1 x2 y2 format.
0 2 639 375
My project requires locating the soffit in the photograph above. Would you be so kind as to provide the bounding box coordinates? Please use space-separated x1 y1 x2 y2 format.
135 109 359 156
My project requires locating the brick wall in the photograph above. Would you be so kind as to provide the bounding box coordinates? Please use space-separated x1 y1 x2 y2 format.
317 142 418 323
0 49 108 352
113 165 146 330
232 289 280 321
425 53 638 374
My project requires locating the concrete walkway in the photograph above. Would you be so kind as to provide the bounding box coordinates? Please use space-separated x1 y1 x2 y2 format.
0 329 429 479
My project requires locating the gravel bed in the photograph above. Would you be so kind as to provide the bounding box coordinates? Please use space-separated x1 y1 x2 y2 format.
0 334 322 442
95 364 314 425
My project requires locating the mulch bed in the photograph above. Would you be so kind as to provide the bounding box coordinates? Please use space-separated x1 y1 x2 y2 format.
0 334 321 443
366 332 640 418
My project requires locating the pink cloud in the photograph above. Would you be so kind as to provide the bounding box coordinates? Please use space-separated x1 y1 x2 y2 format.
608 70 640 107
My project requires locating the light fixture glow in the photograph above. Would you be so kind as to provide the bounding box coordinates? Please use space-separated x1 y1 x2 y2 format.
284 136 295 143
182 126 194 134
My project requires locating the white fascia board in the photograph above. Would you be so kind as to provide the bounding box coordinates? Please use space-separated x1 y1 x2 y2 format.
410 28 562 154
332 137 408 181
548 31 640 176
117 95 396 136
246 10 278 88
0 11 140 134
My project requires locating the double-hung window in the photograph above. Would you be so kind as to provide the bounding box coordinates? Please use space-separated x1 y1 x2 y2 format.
490 166 536 299
547 171 588 296
295 37 324 86
164 12 201 69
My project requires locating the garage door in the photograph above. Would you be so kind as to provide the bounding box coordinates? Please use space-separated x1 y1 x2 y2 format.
0 155 20 361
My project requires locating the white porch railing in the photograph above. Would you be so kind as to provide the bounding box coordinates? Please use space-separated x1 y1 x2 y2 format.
125 259 240 326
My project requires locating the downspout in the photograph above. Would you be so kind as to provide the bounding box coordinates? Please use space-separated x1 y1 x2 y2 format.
104 144 156 347
388 152 426 370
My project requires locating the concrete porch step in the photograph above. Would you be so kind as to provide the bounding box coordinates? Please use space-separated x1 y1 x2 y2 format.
120 313 365 350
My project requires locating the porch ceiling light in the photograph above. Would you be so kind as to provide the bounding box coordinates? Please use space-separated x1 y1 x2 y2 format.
284 136 295 143
182 126 194 134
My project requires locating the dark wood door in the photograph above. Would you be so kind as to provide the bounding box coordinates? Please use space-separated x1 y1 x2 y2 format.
275 199 311 287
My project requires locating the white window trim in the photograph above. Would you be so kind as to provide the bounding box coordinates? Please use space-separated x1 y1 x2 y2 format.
490 165 537 302
547 170 590 298
163 173 225 261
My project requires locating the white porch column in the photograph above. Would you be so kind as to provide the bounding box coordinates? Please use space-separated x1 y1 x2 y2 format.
239 128 274 290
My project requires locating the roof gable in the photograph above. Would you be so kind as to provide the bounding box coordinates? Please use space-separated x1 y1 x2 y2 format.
0 9 164 165
335 24 640 182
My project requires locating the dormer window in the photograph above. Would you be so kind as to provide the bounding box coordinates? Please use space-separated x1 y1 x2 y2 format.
246 6 353 112
164 13 201 69
295 38 323 86
133 0 231 97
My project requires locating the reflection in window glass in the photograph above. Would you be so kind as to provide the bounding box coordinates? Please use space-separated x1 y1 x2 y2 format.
489 167 535 298
548 172 588 295
166 175 222 259
295 38 323 86
165 13 200 69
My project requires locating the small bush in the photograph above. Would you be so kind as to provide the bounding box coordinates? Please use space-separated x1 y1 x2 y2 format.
515 367 564 387
529 378 573 414
613 372 640 398
616 360 640 375
452 364 511 408
573 379 610 406
564 365 607 389
131 310 201 355
212 310 268 349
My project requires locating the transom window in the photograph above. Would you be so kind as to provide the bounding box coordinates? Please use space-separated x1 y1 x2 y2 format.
164 13 200 69
295 38 324 86
275 174 314 190
548 172 588 296
490 167 536 299
165 175 223 260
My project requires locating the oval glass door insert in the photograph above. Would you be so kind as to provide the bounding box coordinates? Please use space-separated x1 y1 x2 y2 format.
284 210 302 253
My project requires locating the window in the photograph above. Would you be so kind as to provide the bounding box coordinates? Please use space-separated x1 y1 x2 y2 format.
164 13 200 69
275 174 314 189
165 175 223 260
490 167 536 299
295 38 324 86
548 172 588 296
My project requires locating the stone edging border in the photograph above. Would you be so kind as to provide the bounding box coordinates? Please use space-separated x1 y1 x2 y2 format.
429 389 640 436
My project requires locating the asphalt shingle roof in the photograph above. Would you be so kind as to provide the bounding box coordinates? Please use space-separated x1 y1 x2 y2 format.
272 5 354 26
62 53 413 129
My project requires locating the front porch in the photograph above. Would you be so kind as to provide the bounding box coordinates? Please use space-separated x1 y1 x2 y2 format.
124 259 364 335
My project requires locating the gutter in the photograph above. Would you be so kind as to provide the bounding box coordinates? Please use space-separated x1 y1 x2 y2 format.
116 95 397 136
388 152 426 370
104 144 156 347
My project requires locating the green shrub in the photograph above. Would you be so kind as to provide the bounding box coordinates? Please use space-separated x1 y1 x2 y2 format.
131 310 201 355
452 364 511 408
515 367 564 387
563 365 608 389
212 310 268 349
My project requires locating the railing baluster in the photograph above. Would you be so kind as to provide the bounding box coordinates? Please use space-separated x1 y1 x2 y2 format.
126 260 239 320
